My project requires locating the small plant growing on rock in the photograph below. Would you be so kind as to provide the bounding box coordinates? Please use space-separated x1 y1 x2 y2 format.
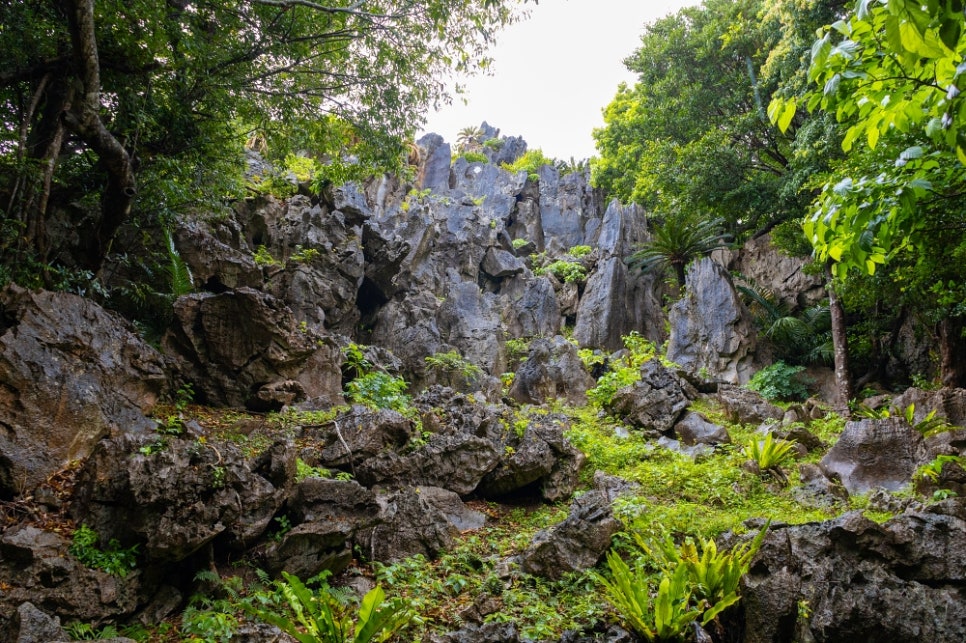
424 350 482 382
69 524 139 577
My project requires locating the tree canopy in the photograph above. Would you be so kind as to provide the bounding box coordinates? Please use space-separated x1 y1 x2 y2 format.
0 0 529 276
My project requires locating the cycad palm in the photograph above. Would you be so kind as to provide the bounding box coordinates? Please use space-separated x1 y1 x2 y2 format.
455 126 485 154
627 215 730 288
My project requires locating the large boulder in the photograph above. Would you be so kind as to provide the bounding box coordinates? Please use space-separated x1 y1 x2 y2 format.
820 417 927 495
0 526 141 635
674 411 731 445
302 406 414 470
70 435 291 561
607 360 697 433
741 503 966 642
356 433 501 495
508 336 594 406
162 288 342 410
716 385 784 425
358 486 485 563
0 286 167 496
477 413 584 502
516 490 619 580
666 258 760 384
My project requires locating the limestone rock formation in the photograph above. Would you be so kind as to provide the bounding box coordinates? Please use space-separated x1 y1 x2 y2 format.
820 417 927 495
667 258 760 384
0 286 167 495
741 503 966 642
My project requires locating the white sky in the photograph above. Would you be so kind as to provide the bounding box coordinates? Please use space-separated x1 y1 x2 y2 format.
421 0 700 161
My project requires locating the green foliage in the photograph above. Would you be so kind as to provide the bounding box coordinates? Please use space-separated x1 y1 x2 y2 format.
597 554 700 641
245 571 415 643
501 149 556 177
424 351 482 381
568 245 593 258
511 238 529 250
345 371 411 414
253 245 281 267
738 284 832 365
63 622 121 641
69 525 139 577
295 459 332 482
535 259 588 284
745 433 797 473
746 361 810 401
915 454 966 484
627 215 730 288
458 151 489 164
164 228 194 297
587 332 659 407
292 245 321 263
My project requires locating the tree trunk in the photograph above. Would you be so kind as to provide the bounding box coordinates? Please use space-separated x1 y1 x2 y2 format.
64 0 136 273
825 263 852 414
938 317 966 388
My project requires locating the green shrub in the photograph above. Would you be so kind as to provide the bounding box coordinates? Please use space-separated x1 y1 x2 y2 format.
69 525 139 577
568 245 592 258
253 245 280 267
345 371 411 413
245 571 415 643
501 148 556 176
424 351 482 381
535 260 587 283
745 433 797 479
458 151 489 164
512 238 529 249
746 361 809 401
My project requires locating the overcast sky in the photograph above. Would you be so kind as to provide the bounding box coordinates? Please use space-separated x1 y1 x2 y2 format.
420 0 700 160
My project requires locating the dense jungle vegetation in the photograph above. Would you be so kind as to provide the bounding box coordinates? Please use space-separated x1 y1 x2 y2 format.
3 0 966 641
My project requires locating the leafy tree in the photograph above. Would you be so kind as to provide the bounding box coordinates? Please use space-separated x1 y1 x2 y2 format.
592 0 845 240
0 0 530 279
771 0 966 386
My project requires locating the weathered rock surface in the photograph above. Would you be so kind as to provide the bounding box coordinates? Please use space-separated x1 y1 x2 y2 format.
477 413 584 502
162 288 342 409
666 258 760 384
674 411 731 445
0 286 167 496
516 490 619 580
892 387 966 427
356 433 501 495
302 406 414 470
727 233 825 312
0 526 141 635
70 435 291 560
742 502 966 642
508 336 595 406
359 486 485 562
820 417 927 495
716 385 784 425
607 360 696 433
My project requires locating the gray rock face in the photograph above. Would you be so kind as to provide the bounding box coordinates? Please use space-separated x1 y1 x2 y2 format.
727 233 824 312
303 406 414 470
359 486 484 562
742 503 966 642
516 490 619 580
508 336 594 406
674 411 731 445
174 218 262 292
607 360 697 433
0 286 167 495
0 526 141 634
11 602 66 643
356 433 501 495
666 258 760 384
162 288 342 409
430 622 521 643
716 384 785 425
477 413 584 502
574 201 665 351
820 417 927 494
70 435 290 560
